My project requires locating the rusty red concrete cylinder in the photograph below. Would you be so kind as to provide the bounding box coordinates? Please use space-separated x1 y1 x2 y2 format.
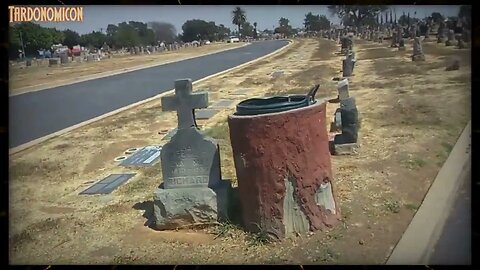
228 100 341 238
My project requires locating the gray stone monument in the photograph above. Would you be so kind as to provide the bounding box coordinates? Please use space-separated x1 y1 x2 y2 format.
412 37 425 61
457 34 467 49
398 38 406 51
391 32 398 47
446 30 455 46
153 79 231 230
342 53 355 77
437 22 446 43
60 54 69 64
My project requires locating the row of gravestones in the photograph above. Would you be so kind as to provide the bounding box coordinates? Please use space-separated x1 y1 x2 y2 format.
330 35 360 155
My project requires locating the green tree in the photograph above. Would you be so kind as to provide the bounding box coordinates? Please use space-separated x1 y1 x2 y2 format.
148 21 177 43
232 7 247 37
398 14 419 26
275 17 294 37
216 24 231 40
62 29 81 48
10 22 64 57
240 22 255 37
304 13 330 31
80 31 107 49
128 21 155 45
328 5 389 27
181 19 219 42
430 12 445 23
253 22 258 38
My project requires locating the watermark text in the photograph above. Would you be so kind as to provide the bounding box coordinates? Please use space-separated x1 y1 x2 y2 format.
9 6 84 23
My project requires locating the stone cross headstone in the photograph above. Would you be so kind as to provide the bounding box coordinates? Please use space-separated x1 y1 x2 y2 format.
153 79 230 230
446 29 455 46
412 37 425 61
162 79 208 130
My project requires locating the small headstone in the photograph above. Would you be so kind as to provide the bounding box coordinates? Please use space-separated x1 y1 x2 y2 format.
271 70 284 78
154 79 231 230
446 30 455 46
60 54 69 64
86 55 94 62
456 34 466 49
49 58 60 67
26 59 32 67
398 38 406 51
337 78 349 100
412 37 425 61
342 53 355 77
333 97 359 145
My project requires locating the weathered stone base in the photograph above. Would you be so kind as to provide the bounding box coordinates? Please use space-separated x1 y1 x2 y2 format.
398 47 406 51
412 54 426 61
153 181 231 230
330 142 359 156
445 40 454 46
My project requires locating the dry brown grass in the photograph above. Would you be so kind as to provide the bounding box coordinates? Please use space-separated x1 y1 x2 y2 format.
9 37 470 264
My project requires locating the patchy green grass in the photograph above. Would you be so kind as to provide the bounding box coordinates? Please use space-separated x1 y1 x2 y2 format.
401 155 427 170
384 200 401 214
403 203 419 211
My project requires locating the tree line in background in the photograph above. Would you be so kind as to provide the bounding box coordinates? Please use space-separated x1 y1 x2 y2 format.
9 5 470 60
327 5 471 29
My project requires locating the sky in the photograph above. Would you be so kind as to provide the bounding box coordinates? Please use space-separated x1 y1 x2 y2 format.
37 5 462 35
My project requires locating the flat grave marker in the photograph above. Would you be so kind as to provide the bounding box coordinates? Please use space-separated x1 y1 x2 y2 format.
80 173 136 195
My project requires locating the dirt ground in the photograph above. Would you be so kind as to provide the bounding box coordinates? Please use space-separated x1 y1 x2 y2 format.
9 37 470 264
9 42 246 95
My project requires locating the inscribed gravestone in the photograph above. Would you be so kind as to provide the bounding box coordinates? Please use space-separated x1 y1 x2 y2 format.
153 79 230 230
412 37 425 61
342 53 355 77
160 79 220 189
446 30 455 46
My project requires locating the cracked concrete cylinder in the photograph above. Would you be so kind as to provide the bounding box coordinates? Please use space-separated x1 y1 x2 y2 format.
228 100 341 239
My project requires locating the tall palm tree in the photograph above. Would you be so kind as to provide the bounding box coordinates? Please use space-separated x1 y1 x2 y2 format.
232 7 247 37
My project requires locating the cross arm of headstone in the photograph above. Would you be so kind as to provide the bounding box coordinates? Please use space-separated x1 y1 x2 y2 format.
162 79 209 129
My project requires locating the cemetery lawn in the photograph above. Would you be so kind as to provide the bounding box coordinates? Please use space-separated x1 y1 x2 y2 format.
9 38 470 264
9 42 246 95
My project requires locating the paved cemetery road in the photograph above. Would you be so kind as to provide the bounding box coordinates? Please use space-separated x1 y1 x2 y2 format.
429 164 471 265
9 40 289 148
